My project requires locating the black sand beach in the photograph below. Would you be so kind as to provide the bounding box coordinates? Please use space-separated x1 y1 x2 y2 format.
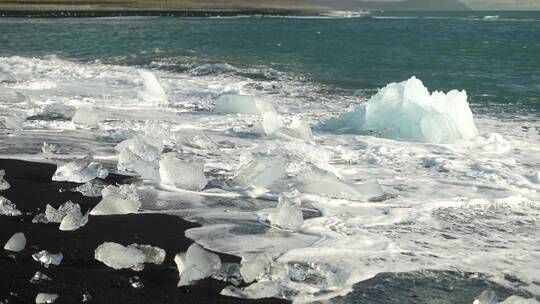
0 159 288 304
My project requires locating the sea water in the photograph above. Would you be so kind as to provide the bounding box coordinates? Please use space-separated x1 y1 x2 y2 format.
0 11 539 303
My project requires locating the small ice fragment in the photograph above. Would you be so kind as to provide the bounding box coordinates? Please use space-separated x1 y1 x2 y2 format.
52 154 108 183
322 77 478 143
42 142 60 155
40 103 76 120
71 179 107 197
159 153 207 191
137 70 168 105
32 250 63 268
213 94 277 116
2 115 24 130
3 232 26 252
72 105 101 127
35 293 59 304
252 111 283 137
527 171 540 184
499 295 540 304
0 170 10 190
59 212 89 231
212 263 242 286
473 289 498 304
29 271 52 284
177 243 222 286
268 194 303 230
0 195 22 216
81 291 92 302
129 276 144 289
32 201 82 225
90 184 141 215
94 242 165 270
234 152 288 189
240 255 271 284
279 117 314 141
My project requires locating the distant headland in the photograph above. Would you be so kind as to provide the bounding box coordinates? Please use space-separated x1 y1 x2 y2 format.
0 0 470 17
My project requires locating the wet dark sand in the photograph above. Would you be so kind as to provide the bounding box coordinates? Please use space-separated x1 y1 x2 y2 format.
0 158 287 304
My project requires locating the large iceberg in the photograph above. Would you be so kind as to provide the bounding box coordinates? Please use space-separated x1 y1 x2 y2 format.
94 242 165 271
52 154 108 183
159 154 208 191
137 70 168 105
90 184 141 215
213 94 277 116
322 77 478 143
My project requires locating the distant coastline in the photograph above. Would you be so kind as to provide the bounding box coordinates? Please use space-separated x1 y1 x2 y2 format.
0 9 324 17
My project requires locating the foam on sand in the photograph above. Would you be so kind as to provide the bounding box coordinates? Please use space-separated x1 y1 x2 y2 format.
322 77 478 143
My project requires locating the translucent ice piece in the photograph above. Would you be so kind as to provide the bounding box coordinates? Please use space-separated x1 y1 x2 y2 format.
116 135 161 180
52 154 108 183
268 194 304 231
213 94 277 116
137 70 168 105
234 152 288 189
90 184 141 215
240 254 271 284
0 195 22 216
4 232 26 252
0 169 10 190
72 105 101 127
35 293 59 304
94 242 165 270
159 154 207 191
71 179 107 197
32 250 63 268
473 290 498 304
177 243 221 286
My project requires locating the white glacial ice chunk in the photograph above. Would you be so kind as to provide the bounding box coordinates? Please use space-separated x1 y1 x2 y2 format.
527 171 540 184
59 212 89 231
322 76 478 143
177 243 222 286
2 115 24 130
137 70 168 105
32 201 82 224
240 254 271 284
0 169 10 190
267 194 304 231
94 242 165 270
72 105 101 127
71 179 107 197
159 154 207 191
35 293 59 304
42 142 60 155
90 184 141 215
4 232 26 252
279 117 314 141
252 111 283 137
213 94 277 116
293 166 383 201
116 135 161 180
32 250 63 268
0 195 22 216
473 290 498 304
234 152 288 189
175 252 186 276
40 103 76 120
52 154 108 183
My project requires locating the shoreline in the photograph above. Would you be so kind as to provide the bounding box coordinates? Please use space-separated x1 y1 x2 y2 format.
0 8 327 18
0 158 288 304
